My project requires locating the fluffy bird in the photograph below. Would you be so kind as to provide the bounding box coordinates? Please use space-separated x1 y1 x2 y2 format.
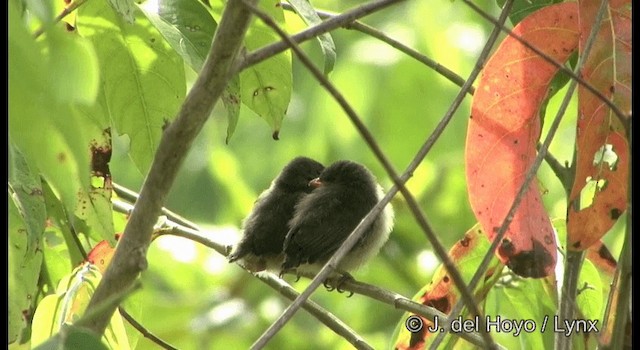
229 157 324 272
281 160 394 279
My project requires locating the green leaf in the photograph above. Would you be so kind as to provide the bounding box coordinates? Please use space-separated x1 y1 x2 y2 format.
222 76 241 144
499 279 556 349
77 1 186 174
496 0 563 25
48 31 100 105
286 0 336 75
576 259 603 321
140 0 241 143
108 0 136 24
8 144 46 255
9 193 44 344
33 325 109 350
41 180 85 268
140 0 217 72
31 264 131 349
240 0 292 140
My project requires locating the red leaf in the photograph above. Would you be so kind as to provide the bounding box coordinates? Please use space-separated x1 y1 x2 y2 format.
465 3 580 278
86 233 121 273
567 0 630 251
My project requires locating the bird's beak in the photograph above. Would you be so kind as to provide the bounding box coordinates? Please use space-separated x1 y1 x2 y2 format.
308 178 323 188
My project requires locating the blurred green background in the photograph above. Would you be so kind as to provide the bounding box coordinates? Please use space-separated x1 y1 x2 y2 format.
99 0 626 349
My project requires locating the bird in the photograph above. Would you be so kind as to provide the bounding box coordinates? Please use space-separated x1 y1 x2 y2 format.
228 157 324 272
281 160 394 285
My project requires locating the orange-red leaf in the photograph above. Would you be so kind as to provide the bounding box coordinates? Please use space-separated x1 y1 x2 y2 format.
86 233 121 273
567 0 631 251
465 2 579 278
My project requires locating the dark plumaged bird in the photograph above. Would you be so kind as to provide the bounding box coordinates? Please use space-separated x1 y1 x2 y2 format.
229 157 324 272
281 160 394 278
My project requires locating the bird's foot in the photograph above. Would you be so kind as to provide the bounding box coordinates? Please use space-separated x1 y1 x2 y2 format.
278 268 301 282
324 272 355 297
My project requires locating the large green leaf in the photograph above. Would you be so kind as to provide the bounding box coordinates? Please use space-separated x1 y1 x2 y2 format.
9 0 116 244
8 144 46 255
240 0 292 140
140 0 243 143
9 193 44 344
77 1 186 174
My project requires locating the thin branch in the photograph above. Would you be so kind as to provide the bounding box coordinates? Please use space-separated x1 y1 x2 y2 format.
279 3 473 95
439 1 608 349
555 1 609 348
235 0 405 73
81 0 258 335
537 142 573 196
462 0 630 132
153 225 374 350
112 193 500 349
118 307 178 350
149 217 498 349
427 0 516 347
600 196 632 348
238 2 496 349
113 182 201 231
33 0 87 39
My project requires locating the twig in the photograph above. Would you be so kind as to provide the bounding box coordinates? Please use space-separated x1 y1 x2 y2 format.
33 0 86 38
237 2 496 349
153 224 374 350
537 143 574 197
554 1 610 348
235 0 405 73
81 0 259 335
279 3 473 95
600 199 632 348
113 182 201 231
118 306 178 350
462 0 630 132
150 219 497 349
427 0 516 347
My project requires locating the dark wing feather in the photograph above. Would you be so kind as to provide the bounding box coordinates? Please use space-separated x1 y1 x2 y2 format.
282 188 373 269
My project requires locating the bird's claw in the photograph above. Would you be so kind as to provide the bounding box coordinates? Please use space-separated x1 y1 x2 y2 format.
324 273 354 297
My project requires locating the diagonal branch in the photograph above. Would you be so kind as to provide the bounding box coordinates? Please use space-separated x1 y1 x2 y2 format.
80 0 258 335
238 1 497 349
235 0 405 73
279 3 473 95
143 207 499 349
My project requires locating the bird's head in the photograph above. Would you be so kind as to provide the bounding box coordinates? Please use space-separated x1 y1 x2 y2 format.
276 157 324 192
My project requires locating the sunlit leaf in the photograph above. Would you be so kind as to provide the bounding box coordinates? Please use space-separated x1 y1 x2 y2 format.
140 0 217 72
9 193 44 344
240 0 292 140
108 0 136 24
465 2 580 278
30 264 131 349
286 0 336 74
77 1 186 174
567 0 630 251
9 144 46 255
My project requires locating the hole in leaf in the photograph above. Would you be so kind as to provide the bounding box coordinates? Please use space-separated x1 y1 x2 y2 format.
593 144 618 171
578 177 607 210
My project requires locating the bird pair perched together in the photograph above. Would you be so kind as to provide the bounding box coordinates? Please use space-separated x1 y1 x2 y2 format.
228 157 394 284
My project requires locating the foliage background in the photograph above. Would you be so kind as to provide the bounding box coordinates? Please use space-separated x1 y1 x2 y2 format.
9 0 627 349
